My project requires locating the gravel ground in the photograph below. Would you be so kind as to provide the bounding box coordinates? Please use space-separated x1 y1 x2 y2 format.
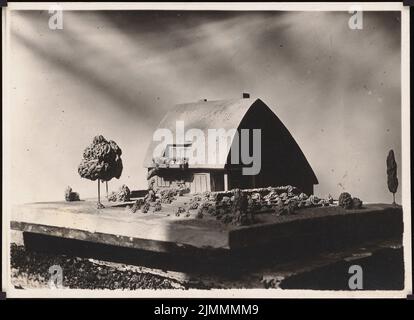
10 244 185 290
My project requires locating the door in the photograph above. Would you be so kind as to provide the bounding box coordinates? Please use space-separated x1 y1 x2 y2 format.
190 173 211 193
210 172 224 191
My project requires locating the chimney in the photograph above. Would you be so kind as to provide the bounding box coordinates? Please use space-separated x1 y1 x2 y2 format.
242 93 250 99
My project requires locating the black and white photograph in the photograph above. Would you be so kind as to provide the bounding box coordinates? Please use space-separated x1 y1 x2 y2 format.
2 2 411 298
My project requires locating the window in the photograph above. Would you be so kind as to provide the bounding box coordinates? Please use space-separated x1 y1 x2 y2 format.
156 176 170 187
164 143 192 161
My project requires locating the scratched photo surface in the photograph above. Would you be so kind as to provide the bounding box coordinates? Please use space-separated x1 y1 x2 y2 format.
4 7 408 296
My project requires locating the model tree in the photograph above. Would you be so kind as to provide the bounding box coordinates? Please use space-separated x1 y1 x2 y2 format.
386 149 398 205
78 135 123 208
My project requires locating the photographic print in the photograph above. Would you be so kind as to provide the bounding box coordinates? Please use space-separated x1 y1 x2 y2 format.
2 2 411 299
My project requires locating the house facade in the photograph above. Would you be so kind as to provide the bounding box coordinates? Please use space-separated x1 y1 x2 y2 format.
143 95 318 195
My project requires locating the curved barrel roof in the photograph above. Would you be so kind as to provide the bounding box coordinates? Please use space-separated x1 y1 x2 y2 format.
143 97 318 185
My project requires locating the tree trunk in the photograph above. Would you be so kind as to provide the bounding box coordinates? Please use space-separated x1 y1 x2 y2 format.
96 179 105 209
393 193 396 205
98 179 101 204
106 181 108 199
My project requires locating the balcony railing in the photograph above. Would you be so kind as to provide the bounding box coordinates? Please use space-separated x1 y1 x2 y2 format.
152 156 189 169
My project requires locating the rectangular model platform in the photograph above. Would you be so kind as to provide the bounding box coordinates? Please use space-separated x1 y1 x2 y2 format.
11 199 403 255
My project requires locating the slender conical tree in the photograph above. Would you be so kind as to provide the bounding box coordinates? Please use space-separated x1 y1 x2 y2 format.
386 149 398 205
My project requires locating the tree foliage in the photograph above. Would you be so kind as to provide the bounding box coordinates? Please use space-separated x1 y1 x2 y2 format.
78 135 123 182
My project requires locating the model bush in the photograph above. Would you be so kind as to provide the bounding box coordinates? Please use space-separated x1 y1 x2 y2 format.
108 184 131 202
64 186 80 202
352 197 363 209
338 192 353 209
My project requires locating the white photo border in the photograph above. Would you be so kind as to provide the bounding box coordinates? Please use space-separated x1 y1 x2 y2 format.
2 2 411 298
